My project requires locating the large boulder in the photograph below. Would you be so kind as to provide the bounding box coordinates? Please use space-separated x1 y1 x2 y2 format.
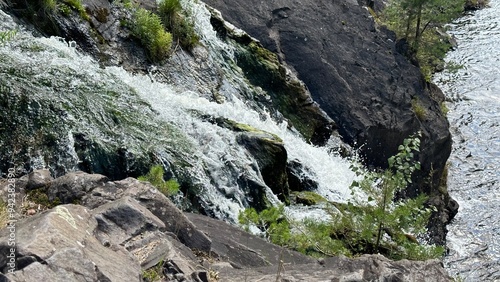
201 0 455 244
0 204 142 281
201 0 451 192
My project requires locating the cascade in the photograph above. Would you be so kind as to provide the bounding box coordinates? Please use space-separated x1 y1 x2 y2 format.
0 5 356 224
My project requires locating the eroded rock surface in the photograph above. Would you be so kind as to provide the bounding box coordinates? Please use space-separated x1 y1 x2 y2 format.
0 171 452 281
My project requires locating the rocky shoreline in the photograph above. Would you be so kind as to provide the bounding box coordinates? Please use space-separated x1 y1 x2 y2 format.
0 170 452 281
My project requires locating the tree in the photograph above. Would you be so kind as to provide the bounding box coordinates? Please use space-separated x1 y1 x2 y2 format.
384 0 465 53
239 133 445 260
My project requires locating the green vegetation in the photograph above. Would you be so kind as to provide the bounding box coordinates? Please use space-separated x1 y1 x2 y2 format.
382 0 466 79
132 8 173 62
239 133 444 260
411 98 427 120
142 260 165 281
27 188 62 209
40 0 89 20
62 0 89 20
239 205 292 247
138 165 180 196
0 30 17 45
158 0 199 50
42 0 57 11
292 191 327 206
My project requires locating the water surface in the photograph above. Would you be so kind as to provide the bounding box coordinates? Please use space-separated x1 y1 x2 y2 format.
433 1 500 280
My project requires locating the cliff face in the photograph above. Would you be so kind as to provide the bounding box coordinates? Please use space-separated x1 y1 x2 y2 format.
1 0 455 244
202 0 451 190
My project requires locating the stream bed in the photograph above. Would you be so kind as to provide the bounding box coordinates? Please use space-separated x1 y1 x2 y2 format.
433 0 500 280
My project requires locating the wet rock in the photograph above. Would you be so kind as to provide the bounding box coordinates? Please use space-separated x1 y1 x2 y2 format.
286 159 318 192
237 130 289 204
292 191 327 206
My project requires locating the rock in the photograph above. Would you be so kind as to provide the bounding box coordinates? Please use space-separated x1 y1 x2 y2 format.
26 169 53 190
0 205 142 281
286 159 318 192
292 191 327 206
216 254 452 281
186 213 317 268
82 177 212 253
92 196 166 245
186 213 452 281
0 172 453 281
202 0 453 243
47 171 108 204
237 130 289 204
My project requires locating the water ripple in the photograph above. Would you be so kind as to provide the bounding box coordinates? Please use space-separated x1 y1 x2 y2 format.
433 0 500 280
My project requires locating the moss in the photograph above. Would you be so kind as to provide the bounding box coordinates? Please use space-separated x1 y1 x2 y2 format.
27 188 61 209
234 40 321 142
292 191 327 206
65 0 89 20
411 98 427 121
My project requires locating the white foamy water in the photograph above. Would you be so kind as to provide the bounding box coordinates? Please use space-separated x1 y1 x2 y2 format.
1 3 356 225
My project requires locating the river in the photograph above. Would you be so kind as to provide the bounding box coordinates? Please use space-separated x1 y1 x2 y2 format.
433 0 500 280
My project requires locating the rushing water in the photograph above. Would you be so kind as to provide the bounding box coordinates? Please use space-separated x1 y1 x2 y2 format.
433 1 500 280
0 2 356 226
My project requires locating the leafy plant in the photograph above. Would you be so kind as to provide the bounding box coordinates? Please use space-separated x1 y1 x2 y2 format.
138 165 179 196
132 8 173 62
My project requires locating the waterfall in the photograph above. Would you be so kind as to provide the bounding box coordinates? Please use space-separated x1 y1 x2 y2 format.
0 4 356 225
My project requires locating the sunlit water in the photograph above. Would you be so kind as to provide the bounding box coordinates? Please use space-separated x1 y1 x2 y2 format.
433 1 500 280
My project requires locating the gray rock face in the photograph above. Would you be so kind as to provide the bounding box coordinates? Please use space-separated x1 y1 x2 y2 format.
0 204 142 281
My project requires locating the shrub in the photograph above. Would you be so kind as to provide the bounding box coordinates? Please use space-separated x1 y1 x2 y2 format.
138 165 179 196
239 133 444 260
132 8 173 62
158 0 199 50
